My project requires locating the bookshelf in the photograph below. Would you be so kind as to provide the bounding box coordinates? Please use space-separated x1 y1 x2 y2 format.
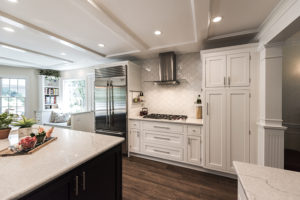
36 75 61 125
41 76 60 110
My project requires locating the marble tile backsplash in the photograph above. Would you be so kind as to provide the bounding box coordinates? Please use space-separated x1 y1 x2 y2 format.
136 52 202 118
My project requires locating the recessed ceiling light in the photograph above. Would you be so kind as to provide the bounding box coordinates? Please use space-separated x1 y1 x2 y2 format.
60 52 66 56
212 16 222 23
98 43 104 47
154 30 162 36
1 45 26 53
7 0 18 3
2 27 15 32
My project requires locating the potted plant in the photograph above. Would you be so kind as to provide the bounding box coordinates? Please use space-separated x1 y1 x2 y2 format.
13 115 36 137
0 112 14 139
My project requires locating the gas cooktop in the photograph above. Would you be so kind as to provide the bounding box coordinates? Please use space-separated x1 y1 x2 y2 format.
143 113 188 120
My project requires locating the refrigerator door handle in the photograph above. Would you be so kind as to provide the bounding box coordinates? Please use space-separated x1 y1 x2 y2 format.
109 81 112 128
111 80 114 126
106 81 109 125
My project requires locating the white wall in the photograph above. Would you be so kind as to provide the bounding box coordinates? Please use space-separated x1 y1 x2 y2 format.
136 52 202 118
282 31 300 152
0 65 39 118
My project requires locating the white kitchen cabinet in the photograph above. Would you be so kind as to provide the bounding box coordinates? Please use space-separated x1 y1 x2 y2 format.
204 89 250 173
226 90 250 172
205 90 227 171
205 56 226 88
129 128 140 153
227 53 250 87
187 136 201 165
142 143 184 161
204 52 250 88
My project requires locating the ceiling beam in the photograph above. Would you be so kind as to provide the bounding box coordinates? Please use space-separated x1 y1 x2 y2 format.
0 10 105 57
0 56 41 67
69 0 148 51
0 42 73 63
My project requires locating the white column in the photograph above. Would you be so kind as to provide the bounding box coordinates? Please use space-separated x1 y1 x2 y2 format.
257 44 286 169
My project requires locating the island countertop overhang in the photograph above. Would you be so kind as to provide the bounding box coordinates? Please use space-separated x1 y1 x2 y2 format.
0 127 124 200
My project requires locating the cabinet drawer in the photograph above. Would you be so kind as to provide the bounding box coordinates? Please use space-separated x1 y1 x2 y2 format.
142 122 184 134
188 125 201 136
129 120 140 129
142 143 183 161
143 131 184 147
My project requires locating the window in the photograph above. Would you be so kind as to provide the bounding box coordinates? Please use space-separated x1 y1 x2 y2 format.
0 78 26 115
63 79 86 113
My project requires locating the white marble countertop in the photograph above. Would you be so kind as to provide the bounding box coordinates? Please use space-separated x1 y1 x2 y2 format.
128 116 203 125
234 161 300 200
0 126 124 200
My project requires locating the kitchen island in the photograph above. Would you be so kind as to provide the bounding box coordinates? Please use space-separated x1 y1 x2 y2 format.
234 161 300 200
0 127 124 200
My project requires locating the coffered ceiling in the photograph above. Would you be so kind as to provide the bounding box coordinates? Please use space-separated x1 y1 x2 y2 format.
0 0 280 70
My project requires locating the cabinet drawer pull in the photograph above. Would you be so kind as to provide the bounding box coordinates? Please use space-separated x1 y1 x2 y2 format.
154 136 170 141
75 176 79 196
188 138 191 145
153 149 170 154
153 126 170 129
137 131 140 137
228 76 231 86
82 171 86 191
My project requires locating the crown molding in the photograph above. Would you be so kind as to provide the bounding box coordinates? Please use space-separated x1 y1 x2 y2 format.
256 0 300 46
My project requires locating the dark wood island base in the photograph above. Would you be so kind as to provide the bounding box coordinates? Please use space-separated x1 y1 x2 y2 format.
19 144 122 200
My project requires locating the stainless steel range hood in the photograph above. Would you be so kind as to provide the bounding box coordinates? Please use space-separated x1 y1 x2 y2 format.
153 52 179 85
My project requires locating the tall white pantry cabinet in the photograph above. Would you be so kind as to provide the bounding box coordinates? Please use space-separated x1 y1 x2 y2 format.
201 44 258 174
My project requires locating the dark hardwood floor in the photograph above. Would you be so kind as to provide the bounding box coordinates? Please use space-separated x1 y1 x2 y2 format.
123 156 237 200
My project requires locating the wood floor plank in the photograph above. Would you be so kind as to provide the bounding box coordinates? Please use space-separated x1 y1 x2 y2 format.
123 156 237 200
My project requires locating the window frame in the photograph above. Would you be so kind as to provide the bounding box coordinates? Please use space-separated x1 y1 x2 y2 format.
62 78 87 113
0 76 27 116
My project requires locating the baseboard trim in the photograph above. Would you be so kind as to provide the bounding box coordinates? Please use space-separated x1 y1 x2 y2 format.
129 152 237 179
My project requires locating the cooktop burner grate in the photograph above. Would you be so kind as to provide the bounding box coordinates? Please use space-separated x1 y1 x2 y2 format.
143 113 188 120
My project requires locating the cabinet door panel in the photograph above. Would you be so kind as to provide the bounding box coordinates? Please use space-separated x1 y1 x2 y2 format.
187 136 201 165
129 128 140 153
205 90 226 170
205 56 226 88
227 53 250 87
82 146 121 200
227 90 250 172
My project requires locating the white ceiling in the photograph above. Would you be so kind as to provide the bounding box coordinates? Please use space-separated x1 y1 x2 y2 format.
0 0 281 70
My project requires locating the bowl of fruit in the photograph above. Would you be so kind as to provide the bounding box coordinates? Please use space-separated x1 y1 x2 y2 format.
19 136 37 151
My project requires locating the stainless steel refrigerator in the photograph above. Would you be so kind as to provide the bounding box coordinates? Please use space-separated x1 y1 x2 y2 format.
94 65 127 154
